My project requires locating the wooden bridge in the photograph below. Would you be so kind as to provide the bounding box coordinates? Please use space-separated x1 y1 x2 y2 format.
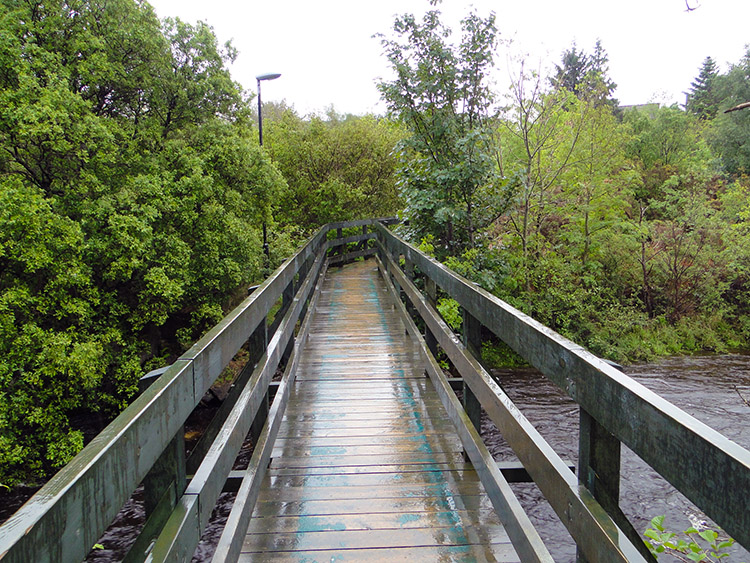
1 219 749 562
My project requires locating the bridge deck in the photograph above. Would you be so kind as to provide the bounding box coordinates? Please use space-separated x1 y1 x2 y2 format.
239 260 519 562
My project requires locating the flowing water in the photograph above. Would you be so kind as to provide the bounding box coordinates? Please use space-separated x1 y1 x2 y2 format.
483 354 750 562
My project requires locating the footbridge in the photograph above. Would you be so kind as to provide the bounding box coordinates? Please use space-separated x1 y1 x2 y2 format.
1 219 749 562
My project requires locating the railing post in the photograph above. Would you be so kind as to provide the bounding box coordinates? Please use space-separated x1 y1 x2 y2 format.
299 252 316 321
462 309 483 458
424 276 439 358
124 374 188 562
138 375 187 519
249 318 269 444
404 258 416 320
336 227 344 262
281 278 295 366
576 410 620 562
577 390 656 561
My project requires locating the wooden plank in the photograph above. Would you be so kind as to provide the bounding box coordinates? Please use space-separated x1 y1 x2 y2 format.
243 508 501 534
269 453 466 469
267 461 475 476
251 494 495 518
242 525 510 552
271 435 462 449
241 260 519 562
262 470 483 491
239 543 518 562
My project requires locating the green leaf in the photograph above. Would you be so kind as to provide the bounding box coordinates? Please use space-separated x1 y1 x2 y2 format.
650 515 666 531
698 530 718 543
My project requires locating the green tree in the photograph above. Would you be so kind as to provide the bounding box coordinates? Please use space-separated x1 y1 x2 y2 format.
560 102 634 269
712 48 750 176
551 39 618 108
623 105 719 318
266 109 402 232
499 61 587 295
0 0 285 485
687 56 720 120
377 4 506 255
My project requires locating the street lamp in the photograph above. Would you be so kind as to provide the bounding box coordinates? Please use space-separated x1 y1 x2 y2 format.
256 72 281 147
255 72 281 268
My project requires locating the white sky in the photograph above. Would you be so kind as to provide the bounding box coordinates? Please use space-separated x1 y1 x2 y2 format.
146 0 750 116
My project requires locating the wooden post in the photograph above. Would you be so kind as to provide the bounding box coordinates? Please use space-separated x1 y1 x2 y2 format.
138 376 186 519
299 253 315 321
424 277 438 358
462 309 483 458
576 410 620 563
577 408 656 562
281 279 295 367
404 259 416 320
249 319 269 444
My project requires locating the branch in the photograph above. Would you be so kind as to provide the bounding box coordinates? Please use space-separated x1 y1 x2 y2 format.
724 101 750 114
734 385 750 408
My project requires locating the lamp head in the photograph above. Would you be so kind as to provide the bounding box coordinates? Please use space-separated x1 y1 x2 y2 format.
256 73 281 82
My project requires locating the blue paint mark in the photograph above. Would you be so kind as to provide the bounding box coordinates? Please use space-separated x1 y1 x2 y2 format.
296 519 348 533
398 513 422 526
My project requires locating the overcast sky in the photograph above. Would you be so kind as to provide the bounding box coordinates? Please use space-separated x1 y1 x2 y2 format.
146 0 750 116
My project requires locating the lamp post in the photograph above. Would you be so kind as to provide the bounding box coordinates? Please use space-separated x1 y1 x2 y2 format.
256 72 281 267
256 72 281 147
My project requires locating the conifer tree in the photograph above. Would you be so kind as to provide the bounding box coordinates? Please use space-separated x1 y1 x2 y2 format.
551 40 618 109
687 56 720 120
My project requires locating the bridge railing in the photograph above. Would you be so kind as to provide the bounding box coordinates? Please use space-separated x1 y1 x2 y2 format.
0 219 388 563
374 223 750 562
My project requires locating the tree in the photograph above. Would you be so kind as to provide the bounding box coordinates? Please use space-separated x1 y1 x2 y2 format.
712 49 750 176
377 5 506 255
0 0 285 486
687 56 720 120
551 40 618 109
499 60 587 295
266 109 403 231
551 43 590 94
623 105 717 318
559 102 633 269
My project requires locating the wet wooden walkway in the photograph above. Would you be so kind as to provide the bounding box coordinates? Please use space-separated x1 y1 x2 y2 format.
240 260 520 562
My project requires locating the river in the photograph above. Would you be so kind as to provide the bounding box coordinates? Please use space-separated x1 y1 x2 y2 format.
484 354 750 562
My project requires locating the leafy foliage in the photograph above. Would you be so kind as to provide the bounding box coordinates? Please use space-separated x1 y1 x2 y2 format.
266 109 402 231
687 57 720 121
377 5 507 255
551 39 618 109
0 0 285 485
644 516 735 561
